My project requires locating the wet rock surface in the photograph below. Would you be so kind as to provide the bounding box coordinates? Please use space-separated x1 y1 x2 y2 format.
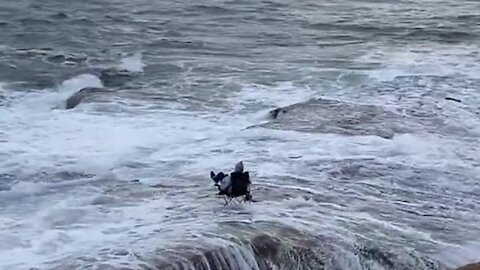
149 233 443 270
260 98 472 139
64 86 110 109
48 222 454 270
457 263 480 270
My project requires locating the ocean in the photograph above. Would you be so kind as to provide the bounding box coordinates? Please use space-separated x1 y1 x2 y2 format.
0 0 479 269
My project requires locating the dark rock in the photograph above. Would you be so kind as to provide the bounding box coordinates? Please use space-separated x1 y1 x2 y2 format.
269 108 287 119
445 97 462 103
65 87 110 109
41 222 450 270
457 263 480 270
251 234 282 260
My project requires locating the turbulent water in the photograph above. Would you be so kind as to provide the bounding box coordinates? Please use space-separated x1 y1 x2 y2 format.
1 0 480 269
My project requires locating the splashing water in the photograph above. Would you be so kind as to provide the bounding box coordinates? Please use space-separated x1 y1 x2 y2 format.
117 52 145 73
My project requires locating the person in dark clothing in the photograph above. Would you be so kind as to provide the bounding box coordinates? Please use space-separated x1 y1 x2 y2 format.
210 161 252 203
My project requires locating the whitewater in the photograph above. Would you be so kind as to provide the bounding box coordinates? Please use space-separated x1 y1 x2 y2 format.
1 0 480 269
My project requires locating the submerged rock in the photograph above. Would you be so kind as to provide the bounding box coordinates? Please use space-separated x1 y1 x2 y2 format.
260 98 470 139
64 87 111 109
263 98 414 139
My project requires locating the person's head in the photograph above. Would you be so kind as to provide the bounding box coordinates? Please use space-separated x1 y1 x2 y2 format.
234 161 244 173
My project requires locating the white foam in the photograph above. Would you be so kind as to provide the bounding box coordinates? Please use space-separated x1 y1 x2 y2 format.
59 73 103 94
386 133 474 168
117 52 145 73
436 242 480 268
1 60 479 269
358 44 480 82
228 81 318 112
5 73 104 112
0 73 241 269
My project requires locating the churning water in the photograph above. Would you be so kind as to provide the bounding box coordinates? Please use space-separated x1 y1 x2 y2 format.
0 0 479 269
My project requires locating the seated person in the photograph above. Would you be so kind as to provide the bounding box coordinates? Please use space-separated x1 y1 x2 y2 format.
210 161 251 200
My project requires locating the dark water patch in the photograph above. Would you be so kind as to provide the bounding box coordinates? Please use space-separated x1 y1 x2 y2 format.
146 38 206 50
260 0 290 9
53 171 96 181
305 22 408 37
145 63 184 76
0 92 5 105
104 14 130 23
163 29 183 37
0 173 15 192
254 35 307 47
42 53 88 65
0 66 56 89
19 17 54 24
70 17 97 26
1 78 56 91
430 14 480 26
45 54 67 64
188 4 237 15
25 171 96 183
402 28 478 43
99 69 137 88
13 32 56 48
14 48 53 57
313 33 366 42
49 12 69 20
256 16 290 23
90 195 117 206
